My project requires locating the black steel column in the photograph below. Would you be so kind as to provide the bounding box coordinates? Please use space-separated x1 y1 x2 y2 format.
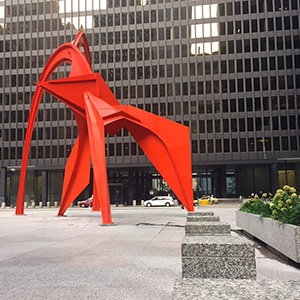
220 165 227 198
128 169 134 204
0 167 7 205
42 171 48 206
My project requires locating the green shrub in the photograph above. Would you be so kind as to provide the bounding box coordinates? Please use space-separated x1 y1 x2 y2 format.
239 186 300 226
239 195 271 217
270 186 300 226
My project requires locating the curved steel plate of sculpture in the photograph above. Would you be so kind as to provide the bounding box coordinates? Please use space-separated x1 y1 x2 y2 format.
15 31 194 224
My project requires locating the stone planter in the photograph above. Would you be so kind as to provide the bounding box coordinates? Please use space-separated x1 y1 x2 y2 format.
236 211 300 263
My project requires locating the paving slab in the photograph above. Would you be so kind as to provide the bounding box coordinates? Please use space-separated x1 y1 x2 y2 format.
172 278 300 300
1 204 300 299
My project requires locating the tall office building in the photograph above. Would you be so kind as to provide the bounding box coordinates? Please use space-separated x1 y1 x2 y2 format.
0 0 300 206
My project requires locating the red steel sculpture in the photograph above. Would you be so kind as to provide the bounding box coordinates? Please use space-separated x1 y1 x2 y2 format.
15 31 194 224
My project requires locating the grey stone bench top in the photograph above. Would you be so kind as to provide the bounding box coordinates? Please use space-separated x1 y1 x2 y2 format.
185 221 231 236
187 211 214 216
172 279 300 300
187 215 220 222
181 235 255 257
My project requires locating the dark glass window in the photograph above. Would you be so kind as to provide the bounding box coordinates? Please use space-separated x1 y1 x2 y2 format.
289 116 296 129
222 100 228 113
260 19 266 32
251 19 258 32
230 99 236 112
260 38 267 51
237 60 243 72
272 117 279 130
284 16 291 30
292 16 299 29
282 137 289 150
276 17 282 31
228 22 233 34
255 117 262 131
268 18 274 31
227 3 233 15
236 40 242 53
224 139 230 152
245 59 251 72
252 39 258 52
232 139 238 152
243 20 249 33
200 140 206 153
219 3 225 16
247 118 254 131
269 57 276 70
244 39 250 52
267 0 273 11
240 139 247 152
239 119 246 131
269 37 275 50
246 98 253 111
220 22 226 35
231 119 237 132
253 58 259 71
243 1 249 14
273 137 280 151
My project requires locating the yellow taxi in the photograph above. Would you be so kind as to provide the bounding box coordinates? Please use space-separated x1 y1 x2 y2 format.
193 196 218 206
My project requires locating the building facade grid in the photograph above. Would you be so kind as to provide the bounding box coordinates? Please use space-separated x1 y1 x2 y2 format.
0 0 300 205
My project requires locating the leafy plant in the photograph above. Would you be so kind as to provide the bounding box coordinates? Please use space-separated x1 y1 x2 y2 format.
270 186 300 225
239 186 300 226
239 193 271 217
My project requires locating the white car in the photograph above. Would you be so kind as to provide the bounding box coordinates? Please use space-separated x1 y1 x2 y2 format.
144 196 174 207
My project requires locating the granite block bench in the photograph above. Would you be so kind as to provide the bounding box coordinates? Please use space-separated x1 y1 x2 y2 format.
185 221 231 236
181 235 256 279
187 211 214 217
187 215 220 222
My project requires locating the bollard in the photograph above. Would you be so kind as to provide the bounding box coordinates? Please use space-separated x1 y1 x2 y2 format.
116 202 118 207
24 202 28 209
124 201 127 207
1 202 5 209
54 201 58 208
133 200 136 206
141 200 144 207
39 202 43 208
47 201 50 208
31 200 35 208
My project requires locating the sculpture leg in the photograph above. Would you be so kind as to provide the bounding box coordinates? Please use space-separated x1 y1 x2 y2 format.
84 93 113 224
16 87 44 214
92 174 100 211
58 114 91 215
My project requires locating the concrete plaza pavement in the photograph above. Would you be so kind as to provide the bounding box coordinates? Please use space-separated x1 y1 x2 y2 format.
1 204 300 300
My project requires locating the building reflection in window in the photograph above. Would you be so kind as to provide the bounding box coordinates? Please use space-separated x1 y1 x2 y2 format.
190 4 219 55
58 0 107 29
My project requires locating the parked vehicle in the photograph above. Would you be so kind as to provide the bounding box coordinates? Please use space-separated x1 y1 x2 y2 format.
78 196 93 208
144 196 174 207
193 196 218 206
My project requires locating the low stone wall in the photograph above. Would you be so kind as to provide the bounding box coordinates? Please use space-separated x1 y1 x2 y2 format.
236 210 300 263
